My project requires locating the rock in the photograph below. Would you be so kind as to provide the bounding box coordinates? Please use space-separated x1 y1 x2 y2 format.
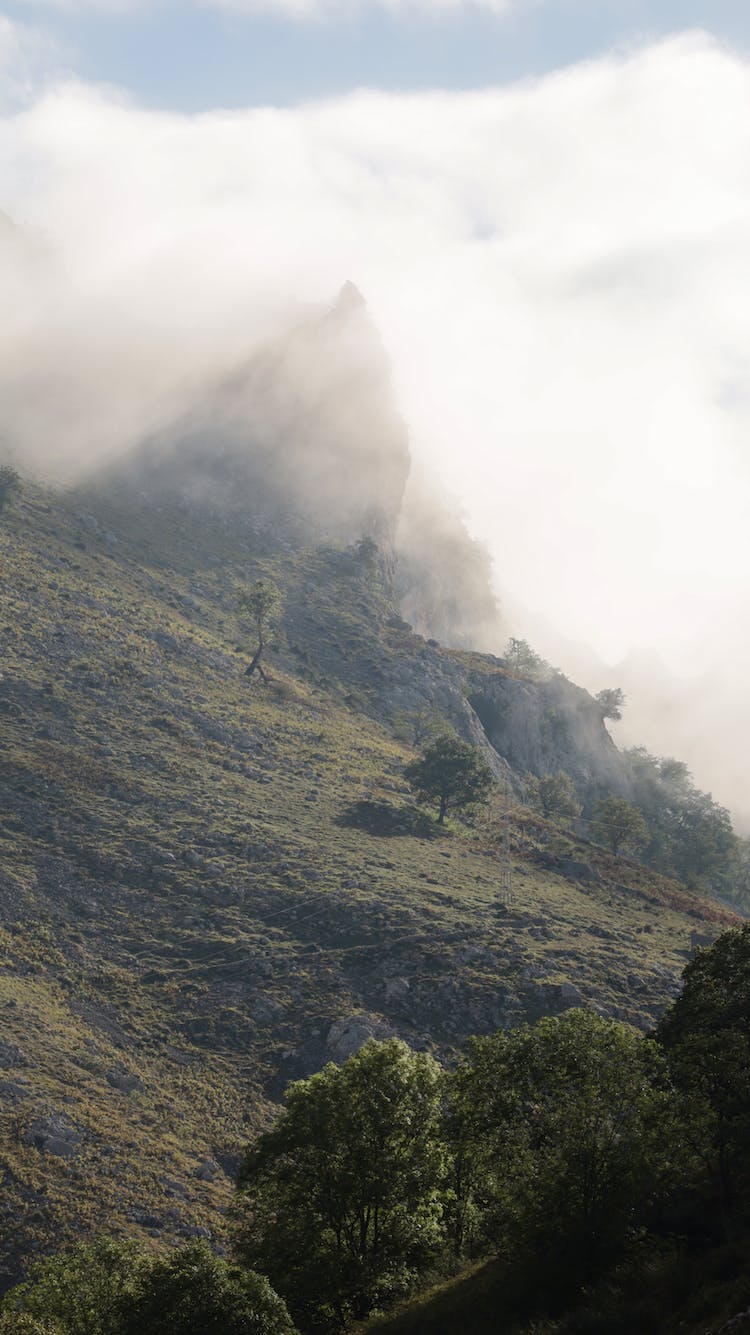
558 982 585 1007
0 1080 30 1103
384 977 410 1002
23 1114 81 1158
326 1013 394 1063
197 1159 221 1182
0 1041 26 1067
105 1069 145 1094
129 1209 164 1230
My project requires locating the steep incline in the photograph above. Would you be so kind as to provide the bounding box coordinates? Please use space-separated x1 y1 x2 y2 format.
0 482 733 1284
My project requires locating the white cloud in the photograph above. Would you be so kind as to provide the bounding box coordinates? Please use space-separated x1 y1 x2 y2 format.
3 31 750 820
0 16 65 107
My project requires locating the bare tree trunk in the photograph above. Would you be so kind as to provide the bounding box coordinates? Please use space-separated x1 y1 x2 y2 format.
245 639 268 681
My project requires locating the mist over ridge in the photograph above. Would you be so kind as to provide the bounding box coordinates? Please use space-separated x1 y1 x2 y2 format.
3 30 750 824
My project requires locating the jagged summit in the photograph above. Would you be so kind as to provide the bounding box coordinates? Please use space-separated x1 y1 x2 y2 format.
91 285 504 651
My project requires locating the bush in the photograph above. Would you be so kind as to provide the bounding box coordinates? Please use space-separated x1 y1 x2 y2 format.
118 1242 296 1335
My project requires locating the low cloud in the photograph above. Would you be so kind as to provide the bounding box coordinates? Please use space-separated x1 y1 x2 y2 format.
2 31 750 822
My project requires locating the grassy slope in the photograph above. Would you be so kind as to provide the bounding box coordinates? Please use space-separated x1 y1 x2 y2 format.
0 481 735 1285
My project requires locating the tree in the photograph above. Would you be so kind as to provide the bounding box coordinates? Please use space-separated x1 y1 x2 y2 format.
657 925 750 1234
118 1242 296 1335
0 465 20 515
595 687 625 721
590 796 649 855
1 1238 142 1335
237 579 283 682
449 1011 675 1287
233 1038 447 1329
0 1318 59 1334
524 770 582 824
503 637 545 676
392 707 448 750
404 736 494 826
670 791 736 889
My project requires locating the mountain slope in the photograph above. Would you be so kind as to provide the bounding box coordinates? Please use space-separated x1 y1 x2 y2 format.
0 475 733 1286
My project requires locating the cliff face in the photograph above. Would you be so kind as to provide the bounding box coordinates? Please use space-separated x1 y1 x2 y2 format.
467 669 632 803
89 285 628 800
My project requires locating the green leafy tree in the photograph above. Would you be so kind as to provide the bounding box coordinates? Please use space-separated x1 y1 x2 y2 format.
595 687 625 721
0 1317 59 1334
404 736 494 825
449 1011 675 1286
1 1238 142 1335
233 1038 448 1329
0 465 20 515
670 791 736 889
118 1242 296 1335
590 796 649 856
657 925 750 1234
237 579 283 682
524 770 582 824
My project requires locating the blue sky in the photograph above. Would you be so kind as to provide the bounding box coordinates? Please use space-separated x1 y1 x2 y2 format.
4 0 750 108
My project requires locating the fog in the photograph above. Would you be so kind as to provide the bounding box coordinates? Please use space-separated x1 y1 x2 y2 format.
2 29 750 823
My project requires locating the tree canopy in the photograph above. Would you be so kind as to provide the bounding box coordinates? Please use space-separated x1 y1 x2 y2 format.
404 736 494 825
524 770 582 824
657 924 750 1230
449 1010 675 1284
2 1240 295 1335
595 687 625 721
118 1242 296 1335
590 796 649 855
233 1038 447 1329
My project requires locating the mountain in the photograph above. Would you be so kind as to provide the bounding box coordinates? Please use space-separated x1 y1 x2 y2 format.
0 290 734 1288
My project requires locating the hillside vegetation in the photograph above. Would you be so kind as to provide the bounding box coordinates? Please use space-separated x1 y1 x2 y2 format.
0 474 735 1286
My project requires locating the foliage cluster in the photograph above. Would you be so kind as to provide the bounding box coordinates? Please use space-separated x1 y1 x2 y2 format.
2 1240 296 1335
10 927 750 1333
525 770 582 825
403 735 494 825
233 927 750 1329
622 747 737 891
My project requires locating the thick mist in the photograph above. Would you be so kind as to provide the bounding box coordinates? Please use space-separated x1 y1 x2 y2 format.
2 31 750 823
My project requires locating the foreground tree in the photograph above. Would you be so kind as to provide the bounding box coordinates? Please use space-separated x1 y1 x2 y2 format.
449 1011 675 1287
524 770 582 824
2 1239 294 1335
237 579 283 682
234 1039 447 1329
1 1239 142 1335
0 1318 58 1334
590 796 649 855
657 925 750 1234
118 1242 296 1335
404 736 494 825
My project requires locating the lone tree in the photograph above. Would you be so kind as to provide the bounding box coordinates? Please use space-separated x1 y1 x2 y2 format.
0 465 20 515
405 735 494 825
504 637 545 676
237 579 282 682
525 770 582 824
595 687 626 721
590 796 648 856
